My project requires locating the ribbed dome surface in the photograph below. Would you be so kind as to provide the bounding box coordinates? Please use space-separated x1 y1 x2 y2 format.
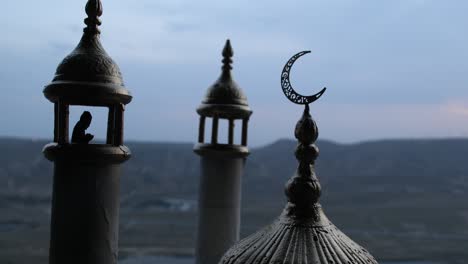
221 207 377 264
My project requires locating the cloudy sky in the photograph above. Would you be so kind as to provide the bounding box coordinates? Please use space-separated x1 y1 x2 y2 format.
2 0 468 146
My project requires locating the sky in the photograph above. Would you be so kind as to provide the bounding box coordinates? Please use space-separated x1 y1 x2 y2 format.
2 0 468 146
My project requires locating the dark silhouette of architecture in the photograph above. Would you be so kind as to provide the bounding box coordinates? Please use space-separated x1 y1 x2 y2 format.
194 39 253 264
42 0 132 263
71 111 94 144
37 1 382 262
218 53 378 263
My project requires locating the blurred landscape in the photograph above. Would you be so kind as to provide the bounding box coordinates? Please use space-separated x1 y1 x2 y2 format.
0 137 467 264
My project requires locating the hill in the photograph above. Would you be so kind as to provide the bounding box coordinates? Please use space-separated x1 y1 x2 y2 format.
0 137 467 263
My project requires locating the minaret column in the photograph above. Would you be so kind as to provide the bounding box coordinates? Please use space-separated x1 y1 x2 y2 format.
195 147 248 264
42 1 133 264
45 148 129 264
194 39 253 264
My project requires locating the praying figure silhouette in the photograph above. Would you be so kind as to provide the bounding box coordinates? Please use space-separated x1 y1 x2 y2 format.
71 111 94 144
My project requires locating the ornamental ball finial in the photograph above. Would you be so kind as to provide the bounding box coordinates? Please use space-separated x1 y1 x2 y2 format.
295 104 319 145
84 0 103 34
284 104 321 210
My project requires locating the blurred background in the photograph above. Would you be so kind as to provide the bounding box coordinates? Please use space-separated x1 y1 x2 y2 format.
1 0 468 263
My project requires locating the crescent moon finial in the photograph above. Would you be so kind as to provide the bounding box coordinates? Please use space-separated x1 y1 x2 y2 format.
280 51 327 106
281 51 324 207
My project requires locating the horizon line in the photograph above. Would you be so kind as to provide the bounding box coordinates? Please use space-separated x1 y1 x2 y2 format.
1 135 468 148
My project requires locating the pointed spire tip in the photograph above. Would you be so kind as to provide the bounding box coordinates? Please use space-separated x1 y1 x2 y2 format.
222 39 233 72
222 39 233 58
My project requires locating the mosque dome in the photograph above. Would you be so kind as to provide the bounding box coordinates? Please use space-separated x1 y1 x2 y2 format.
220 105 378 264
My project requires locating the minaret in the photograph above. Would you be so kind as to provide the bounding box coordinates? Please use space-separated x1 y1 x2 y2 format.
42 1 132 264
219 59 378 264
194 39 253 264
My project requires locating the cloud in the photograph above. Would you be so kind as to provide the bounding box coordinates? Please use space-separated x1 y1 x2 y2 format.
1 0 306 64
444 101 468 117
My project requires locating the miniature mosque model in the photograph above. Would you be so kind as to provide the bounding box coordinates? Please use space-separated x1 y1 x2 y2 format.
41 0 379 264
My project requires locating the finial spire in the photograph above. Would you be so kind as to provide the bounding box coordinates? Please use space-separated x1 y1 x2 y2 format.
278 50 326 213
222 39 233 73
285 105 321 212
84 0 103 34
295 104 318 145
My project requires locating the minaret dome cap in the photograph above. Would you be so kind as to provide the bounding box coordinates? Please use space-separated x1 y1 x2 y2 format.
197 39 252 119
43 0 131 107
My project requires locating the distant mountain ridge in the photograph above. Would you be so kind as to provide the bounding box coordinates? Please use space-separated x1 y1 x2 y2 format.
1 136 467 201
1 137 467 263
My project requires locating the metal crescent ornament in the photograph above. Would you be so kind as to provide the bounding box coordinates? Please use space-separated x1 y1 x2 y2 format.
281 51 326 105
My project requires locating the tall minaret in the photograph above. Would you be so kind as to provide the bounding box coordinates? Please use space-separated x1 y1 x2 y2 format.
194 39 253 264
42 1 132 264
